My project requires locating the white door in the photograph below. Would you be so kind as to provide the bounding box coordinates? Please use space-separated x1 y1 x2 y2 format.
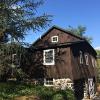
88 78 94 99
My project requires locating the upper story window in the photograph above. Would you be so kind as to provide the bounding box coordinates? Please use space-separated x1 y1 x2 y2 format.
85 54 89 65
92 58 95 67
92 58 96 67
80 51 83 64
51 36 58 43
43 49 55 65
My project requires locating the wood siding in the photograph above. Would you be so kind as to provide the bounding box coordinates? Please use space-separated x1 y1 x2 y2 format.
71 42 96 80
30 47 73 79
33 28 80 47
29 26 97 81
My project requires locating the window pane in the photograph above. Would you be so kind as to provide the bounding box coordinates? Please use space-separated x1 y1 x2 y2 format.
51 36 58 43
45 78 53 85
53 37 57 41
80 51 83 64
85 55 89 65
45 50 53 63
43 49 55 65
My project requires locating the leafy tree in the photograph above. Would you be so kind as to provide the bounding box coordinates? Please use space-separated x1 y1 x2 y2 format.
0 0 51 42
0 0 52 81
0 42 26 80
67 25 92 44
96 50 100 82
96 50 100 57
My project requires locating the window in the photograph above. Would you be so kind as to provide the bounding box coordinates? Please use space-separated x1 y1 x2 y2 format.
92 58 95 67
12 54 17 60
92 58 97 67
44 78 53 86
95 60 97 67
51 36 58 43
43 49 55 65
80 51 83 64
85 54 89 65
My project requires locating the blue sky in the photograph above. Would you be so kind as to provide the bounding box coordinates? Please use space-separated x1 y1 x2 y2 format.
25 0 100 48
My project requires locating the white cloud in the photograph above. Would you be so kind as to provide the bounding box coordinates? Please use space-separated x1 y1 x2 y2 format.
95 46 100 50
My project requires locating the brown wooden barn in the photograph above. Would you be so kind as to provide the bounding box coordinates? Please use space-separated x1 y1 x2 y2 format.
27 26 97 99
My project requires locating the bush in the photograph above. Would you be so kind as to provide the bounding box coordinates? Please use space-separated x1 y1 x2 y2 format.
0 82 76 100
52 93 64 100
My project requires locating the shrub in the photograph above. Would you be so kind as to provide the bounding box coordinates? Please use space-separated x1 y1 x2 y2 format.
52 93 64 100
0 82 76 100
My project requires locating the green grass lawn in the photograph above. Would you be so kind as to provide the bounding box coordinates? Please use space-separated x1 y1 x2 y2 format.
0 81 75 100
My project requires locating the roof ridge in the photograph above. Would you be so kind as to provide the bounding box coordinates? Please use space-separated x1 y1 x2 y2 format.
32 25 85 46
52 25 85 40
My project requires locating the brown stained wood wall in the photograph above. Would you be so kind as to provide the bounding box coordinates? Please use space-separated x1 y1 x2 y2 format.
45 47 73 79
30 47 73 79
71 42 96 80
29 27 96 80
33 28 80 47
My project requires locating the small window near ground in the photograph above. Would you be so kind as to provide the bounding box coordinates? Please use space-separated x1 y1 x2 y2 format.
85 54 89 65
43 49 55 65
51 36 58 43
80 51 83 64
44 78 53 86
12 54 17 60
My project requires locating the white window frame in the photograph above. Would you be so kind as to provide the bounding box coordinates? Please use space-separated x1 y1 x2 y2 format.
95 60 97 67
12 54 17 60
43 49 55 65
51 36 58 43
80 51 83 64
85 54 89 65
92 58 95 67
92 58 97 67
44 78 54 86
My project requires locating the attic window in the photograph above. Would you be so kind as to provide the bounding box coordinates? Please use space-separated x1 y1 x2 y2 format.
85 54 89 65
43 49 55 65
51 36 58 43
80 51 83 64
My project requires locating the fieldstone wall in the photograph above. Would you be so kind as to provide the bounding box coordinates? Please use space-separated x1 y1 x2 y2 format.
53 78 73 90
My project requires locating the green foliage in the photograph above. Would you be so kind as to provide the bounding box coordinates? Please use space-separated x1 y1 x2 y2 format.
52 93 64 100
67 25 92 44
0 42 27 80
0 0 51 81
96 50 100 56
52 90 75 100
97 59 100 83
0 82 76 100
96 50 100 83
0 0 51 42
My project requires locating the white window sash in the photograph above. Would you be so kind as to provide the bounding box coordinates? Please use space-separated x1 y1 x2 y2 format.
80 51 83 64
92 58 95 67
51 36 58 43
85 54 89 65
43 49 55 65
44 78 54 86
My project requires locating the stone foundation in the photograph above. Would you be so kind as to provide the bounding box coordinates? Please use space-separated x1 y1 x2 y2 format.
53 78 73 90
44 78 73 90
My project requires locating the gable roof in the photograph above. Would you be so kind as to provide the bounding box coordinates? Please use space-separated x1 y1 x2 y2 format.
32 25 85 45
30 25 96 56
